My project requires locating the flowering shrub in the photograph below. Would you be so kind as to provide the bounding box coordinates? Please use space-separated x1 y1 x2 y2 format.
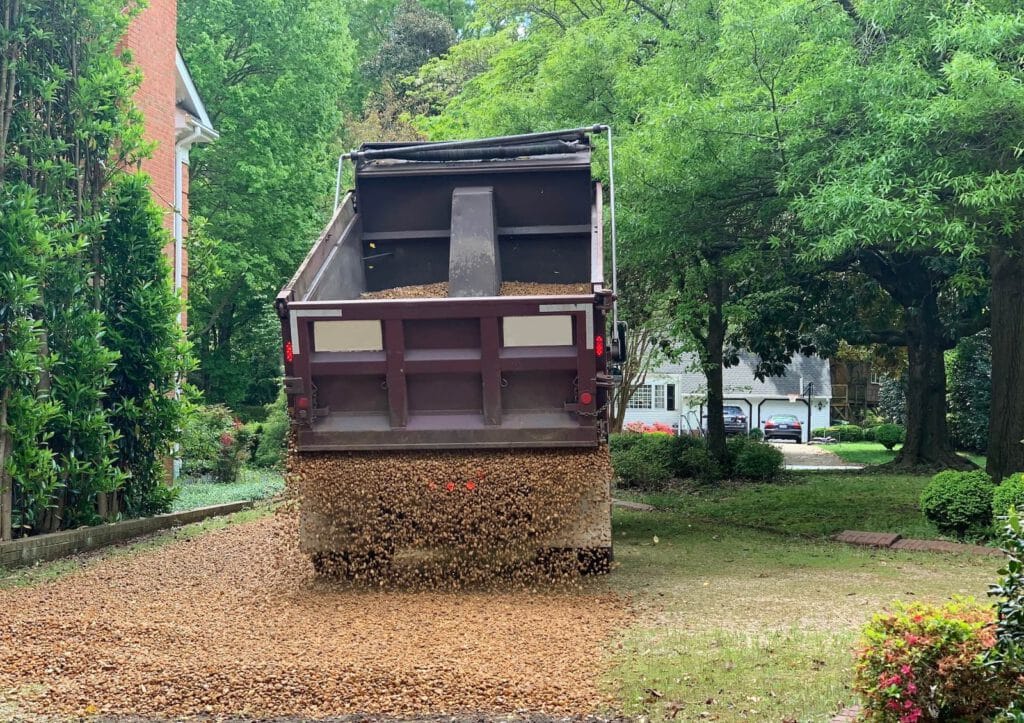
854 599 1017 722
623 421 675 435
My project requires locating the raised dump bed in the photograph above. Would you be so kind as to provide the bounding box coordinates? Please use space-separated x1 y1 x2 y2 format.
276 129 619 452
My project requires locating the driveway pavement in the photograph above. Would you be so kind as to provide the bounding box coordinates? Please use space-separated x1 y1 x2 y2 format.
768 440 864 470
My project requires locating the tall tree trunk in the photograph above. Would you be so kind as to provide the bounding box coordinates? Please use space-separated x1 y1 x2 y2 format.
703 276 727 464
988 237 1024 482
892 294 970 470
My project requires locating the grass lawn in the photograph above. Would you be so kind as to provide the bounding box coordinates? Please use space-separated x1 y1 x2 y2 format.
605 507 997 721
627 471 946 539
829 441 986 469
171 467 284 511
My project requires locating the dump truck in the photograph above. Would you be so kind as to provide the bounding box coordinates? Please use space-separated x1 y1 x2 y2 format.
275 127 625 577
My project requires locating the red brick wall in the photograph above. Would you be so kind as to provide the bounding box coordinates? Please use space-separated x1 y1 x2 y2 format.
123 0 177 227
122 0 186 326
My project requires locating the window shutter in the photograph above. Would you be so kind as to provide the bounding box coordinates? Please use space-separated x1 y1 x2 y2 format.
666 384 676 411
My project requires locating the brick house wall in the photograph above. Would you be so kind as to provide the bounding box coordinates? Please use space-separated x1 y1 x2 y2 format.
121 0 215 330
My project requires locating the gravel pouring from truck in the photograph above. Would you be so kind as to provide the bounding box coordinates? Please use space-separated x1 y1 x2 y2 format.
275 128 625 575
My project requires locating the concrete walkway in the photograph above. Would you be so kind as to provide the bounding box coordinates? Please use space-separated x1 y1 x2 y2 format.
769 440 865 471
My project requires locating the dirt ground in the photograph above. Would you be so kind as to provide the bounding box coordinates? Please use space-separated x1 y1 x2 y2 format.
0 514 626 721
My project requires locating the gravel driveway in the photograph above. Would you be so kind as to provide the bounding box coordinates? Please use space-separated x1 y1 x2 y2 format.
0 514 626 720
768 441 864 469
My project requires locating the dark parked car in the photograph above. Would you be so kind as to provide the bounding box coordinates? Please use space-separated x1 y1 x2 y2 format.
723 405 748 436
764 414 802 443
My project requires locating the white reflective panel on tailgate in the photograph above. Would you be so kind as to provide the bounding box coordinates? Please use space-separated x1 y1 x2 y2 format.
313 320 383 352
502 315 573 347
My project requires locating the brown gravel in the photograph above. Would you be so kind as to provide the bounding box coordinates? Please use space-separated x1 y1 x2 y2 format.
360 283 591 299
0 515 626 720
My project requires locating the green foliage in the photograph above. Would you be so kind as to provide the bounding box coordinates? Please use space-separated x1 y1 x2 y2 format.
100 176 192 517
675 442 720 485
875 424 906 451
609 432 642 456
180 404 237 479
747 428 764 441
1 0 188 535
825 425 864 442
733 443 784 482
854 599 1015 722
948 331 991 454
811 427 829 438
986 506 1024 714
612 433 675 489
993 476 1024 521
180 0 355 409
252 388 289 469
863 426 877 442
876 377 907 426
920 470 995 539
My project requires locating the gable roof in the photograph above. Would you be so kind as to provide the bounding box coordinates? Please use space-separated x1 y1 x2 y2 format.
651 350 831 399
175 49 218 141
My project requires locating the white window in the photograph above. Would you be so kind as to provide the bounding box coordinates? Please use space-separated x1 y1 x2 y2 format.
653 384 667 410
628 384 653 409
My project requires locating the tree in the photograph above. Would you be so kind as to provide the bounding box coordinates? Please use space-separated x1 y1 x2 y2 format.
180 0 355 409
948 331 990 455
2 0 184 536
100 176 192 516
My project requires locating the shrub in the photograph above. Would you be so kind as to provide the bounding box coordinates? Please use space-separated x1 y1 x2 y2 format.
180 404 252 482
839 424 864 442
875 424 906 450
993 475 1024 521
986 506 1024 717
676 443 720 483
612 433 676 488
854 599 1015 722
624 421 675 435
811 427 830 438
747 428 764 441
863 426 877 442
920 470 994 539
253 388 289 469
733 442 784 481
609 432 643 456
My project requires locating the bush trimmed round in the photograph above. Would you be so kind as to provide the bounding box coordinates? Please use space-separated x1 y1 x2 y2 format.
875 423 905 450
811 427 829 438
733 442 784 481
862 426 877 442
920 470 994 538
993 473 1024 520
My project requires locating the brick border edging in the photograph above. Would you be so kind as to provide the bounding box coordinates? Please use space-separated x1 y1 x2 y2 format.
0 501 255 569
833 530 1001 556
831 704 861 722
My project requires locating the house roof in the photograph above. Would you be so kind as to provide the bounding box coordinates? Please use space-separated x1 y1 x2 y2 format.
651 351 832 399
175 49 218 142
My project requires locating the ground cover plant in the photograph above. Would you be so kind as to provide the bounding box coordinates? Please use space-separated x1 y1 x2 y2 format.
829 442 985 469
171 468 284 512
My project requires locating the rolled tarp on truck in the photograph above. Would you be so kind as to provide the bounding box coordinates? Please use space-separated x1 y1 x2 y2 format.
275 128 625 577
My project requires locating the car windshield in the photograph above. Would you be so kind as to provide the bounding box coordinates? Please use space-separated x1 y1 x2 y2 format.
723 406 743 415
769 415 798 423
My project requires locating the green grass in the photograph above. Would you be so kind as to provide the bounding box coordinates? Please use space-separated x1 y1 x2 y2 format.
605 507 997 721
625 471 945 539
829 442 987 469
0 506 271 589
171 467 284 511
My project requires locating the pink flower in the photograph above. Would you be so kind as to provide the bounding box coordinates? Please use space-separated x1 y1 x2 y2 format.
906 682 917 694
219 432 234 447
901 665 913 676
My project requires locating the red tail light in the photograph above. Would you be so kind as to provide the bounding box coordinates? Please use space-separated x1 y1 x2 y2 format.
765 421 776 428
284 340 294 363
595 334 605 357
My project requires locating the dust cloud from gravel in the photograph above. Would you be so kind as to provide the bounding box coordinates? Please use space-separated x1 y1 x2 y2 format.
0 514 626 720
289 448 612 586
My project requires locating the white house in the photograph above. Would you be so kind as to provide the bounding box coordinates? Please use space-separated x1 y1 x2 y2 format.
623 351 832 442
